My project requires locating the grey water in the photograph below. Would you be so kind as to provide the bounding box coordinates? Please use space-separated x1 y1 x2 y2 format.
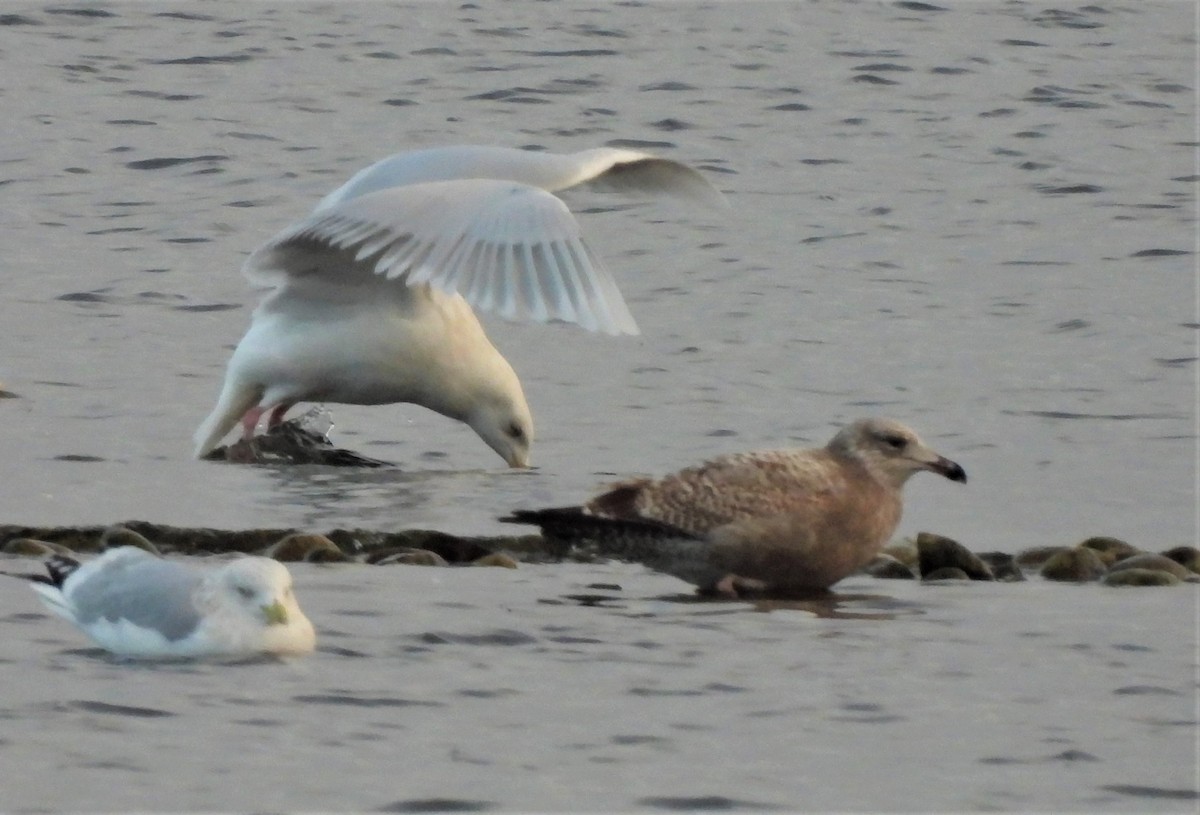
0 2 1195 812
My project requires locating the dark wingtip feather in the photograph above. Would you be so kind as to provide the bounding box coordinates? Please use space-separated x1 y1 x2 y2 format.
499 506 693 541
42 555 82 589
0 554 80 587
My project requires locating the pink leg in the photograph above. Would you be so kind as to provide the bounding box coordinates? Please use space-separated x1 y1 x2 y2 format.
713 573 769 599
266 403 293 428
240 406 267 440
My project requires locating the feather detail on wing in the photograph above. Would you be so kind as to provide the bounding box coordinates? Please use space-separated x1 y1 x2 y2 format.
587 450 847 537
244 178 639 335
313 145 728 211
575 153 730 209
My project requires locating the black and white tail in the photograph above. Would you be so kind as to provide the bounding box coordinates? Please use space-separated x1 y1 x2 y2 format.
40 554 82 588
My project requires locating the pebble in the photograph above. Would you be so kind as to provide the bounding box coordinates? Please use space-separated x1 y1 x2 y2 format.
265 533 348 562
98 526 160 554
864 553 916 579
2 538 68 557
1015 545 1068 569
1040 547 1107 582
371 548 450 567
880 539 919 569
1078 535 1140 566
472 552 519 569
976 551 1025 582
923 567 972 582
1103 568 1182 587
1106 553 1194 581
916 532 994 580
1161 546 1200 574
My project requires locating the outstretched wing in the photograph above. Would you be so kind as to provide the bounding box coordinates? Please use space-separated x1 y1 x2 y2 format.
245 178 639 336
314 144 729 210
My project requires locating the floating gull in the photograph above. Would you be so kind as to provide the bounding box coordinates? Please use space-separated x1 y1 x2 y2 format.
503 418 967 596
194 144 726 467
17 547 316 659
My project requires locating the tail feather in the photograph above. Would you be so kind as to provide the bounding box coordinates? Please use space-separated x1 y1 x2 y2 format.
500 507 715 586
10 555 84 622
42 554 82 588
193 379 264 458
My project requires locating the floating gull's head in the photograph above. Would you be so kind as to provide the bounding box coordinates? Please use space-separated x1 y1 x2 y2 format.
198 557 316 655
829 417 967 490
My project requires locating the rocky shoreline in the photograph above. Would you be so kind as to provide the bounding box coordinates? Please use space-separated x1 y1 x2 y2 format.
0 523 1194 592
867 532 1199 588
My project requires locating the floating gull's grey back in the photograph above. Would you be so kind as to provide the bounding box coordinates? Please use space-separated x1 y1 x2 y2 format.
55 549 203 640
503 418 967 596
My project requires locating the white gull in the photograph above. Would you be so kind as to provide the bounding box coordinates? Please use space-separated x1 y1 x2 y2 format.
194 144 726 466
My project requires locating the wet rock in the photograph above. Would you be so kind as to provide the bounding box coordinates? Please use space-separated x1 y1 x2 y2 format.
0 525 108 553
1161 546 1200 574
471 552 519 569
1040 547 1107 582
117 523 296 555
863 553 915 579
1106 553 1194 581
99 525 159 554
2 538 68 557
205 420 393 467
916 532 994 580
976 551 1025 582
265 533 348 563
0 522 536 563
923 567 971 581
1078 535 1140 566
371 548 450 567
333 529 496 563
1015 545 1068 569
880 538 919 569
1104 568 1182 587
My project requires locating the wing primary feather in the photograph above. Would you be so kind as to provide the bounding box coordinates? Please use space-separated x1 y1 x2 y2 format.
375 236 419 279
523 200 570 323
455 240 487 305
381 234 435 281
353 226 403 260
405 240 441 285
496 242 521 320
549 239 601 332
474 240 501 312
519 240 551 323
561 236 615 332
547 240 596 331
328 218 377 250
532 242 577 324
431 233 473 292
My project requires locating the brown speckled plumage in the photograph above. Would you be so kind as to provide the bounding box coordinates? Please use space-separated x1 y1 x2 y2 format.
503 418 967 595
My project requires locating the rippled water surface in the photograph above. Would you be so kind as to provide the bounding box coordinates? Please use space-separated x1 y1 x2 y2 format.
0 1 1195 811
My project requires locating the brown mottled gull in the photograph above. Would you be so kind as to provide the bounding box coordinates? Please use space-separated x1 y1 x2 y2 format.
502 418 967 596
